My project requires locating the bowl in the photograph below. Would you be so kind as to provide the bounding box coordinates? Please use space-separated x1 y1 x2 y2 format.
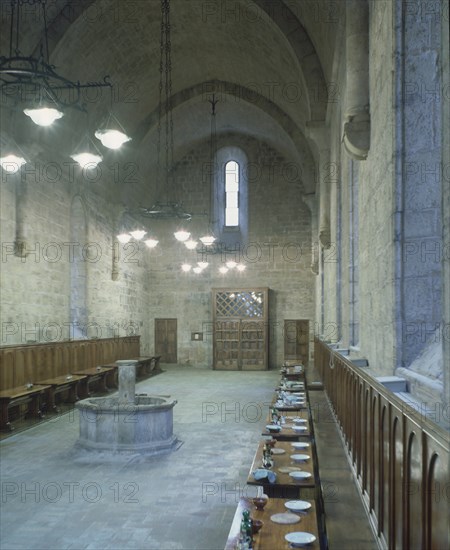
266 424 281 433
251 519 263 534
252 497 268 511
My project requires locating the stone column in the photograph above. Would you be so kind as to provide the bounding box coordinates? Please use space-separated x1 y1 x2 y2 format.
116 359 138 404
343 0 370 160
306 124 331 249
15 178 28 257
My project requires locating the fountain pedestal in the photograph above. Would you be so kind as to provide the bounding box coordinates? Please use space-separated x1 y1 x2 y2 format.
75 359 178 456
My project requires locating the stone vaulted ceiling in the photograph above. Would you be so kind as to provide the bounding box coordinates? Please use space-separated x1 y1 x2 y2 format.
1 0 341 194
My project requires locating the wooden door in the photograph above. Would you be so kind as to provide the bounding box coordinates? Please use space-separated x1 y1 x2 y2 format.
155 319 177 363
212 288 269 370
284 319 309 365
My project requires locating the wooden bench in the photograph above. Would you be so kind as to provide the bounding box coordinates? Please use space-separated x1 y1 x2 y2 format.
36 375 87 412
70 366 117 398
0 384 51 431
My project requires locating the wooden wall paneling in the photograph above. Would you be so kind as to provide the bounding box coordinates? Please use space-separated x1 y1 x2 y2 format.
361 387 370 493
390 415 403 549
0 350 15 389
406 429 422 548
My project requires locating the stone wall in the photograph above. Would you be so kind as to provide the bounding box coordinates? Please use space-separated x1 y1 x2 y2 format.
140 133 315 367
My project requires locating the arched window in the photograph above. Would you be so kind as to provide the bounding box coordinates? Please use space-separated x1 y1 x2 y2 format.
213 147 248 247
225 160 239 227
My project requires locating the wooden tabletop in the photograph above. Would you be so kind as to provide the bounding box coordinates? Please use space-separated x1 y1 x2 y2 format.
0 384 51 400
224 497 320 550
71 366 115 376
247 440 316 489
262 417 312 438
36 374 87 386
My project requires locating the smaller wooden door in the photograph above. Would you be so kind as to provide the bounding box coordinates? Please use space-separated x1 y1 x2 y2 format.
284 320 309 365
155 319 177 363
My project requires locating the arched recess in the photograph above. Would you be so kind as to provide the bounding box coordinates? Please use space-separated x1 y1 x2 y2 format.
70 196 88 339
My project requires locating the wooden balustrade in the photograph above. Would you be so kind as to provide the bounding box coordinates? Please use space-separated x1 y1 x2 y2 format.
314 338 449 549
0 337 140 390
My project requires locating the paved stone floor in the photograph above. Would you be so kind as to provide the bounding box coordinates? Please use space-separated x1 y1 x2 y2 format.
0 366 378 550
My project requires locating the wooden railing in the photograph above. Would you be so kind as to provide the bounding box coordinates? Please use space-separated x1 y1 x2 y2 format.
0 337 140 390
315 338 449 550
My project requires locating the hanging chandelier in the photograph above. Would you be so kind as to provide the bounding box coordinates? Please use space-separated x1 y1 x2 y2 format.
0 0 131 170
139 0 192 230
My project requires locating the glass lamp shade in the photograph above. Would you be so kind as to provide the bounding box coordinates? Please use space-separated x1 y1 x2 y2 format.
193 266 202 274
117 233 132 244
181 263 192 272
226 260 237 269
199 234 216 245
197 262 209 269
144 238 158 248
23 107 63 126
0 154 26 173
71 152 102 168
236 264 246 272
174 230 191 242
184 239 198 250
95 129 131 150
129 229 146 240
219 266 228 274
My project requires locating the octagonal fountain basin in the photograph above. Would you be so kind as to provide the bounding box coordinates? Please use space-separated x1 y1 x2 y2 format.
75 394 178 455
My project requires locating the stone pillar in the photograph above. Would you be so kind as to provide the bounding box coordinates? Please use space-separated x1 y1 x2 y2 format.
116 359 138 404
343 0 370 160
303 193 319 274
15 179 28 257
306 124 331 249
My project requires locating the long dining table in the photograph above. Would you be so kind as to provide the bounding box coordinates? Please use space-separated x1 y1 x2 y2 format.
224 496 321 549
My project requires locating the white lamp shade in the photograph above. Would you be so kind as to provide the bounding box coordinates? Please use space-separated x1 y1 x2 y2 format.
0 154 26 173
185 239 198 250
181 263 192 272
236 264 246 271
193 266 202 274
129 229 146 240
197 262 209 269
24 107 63 126
226 260 237 269
174 230 191 242
117 233 132 244
200 235 216 245
71 152 102 168
95 129 131 150
219 266 228 274
144 238 159 248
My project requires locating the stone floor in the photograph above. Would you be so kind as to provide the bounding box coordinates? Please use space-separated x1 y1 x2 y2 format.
0 365 378 550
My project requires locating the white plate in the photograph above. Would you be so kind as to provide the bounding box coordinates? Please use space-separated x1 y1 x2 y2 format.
285 531 316 546
293 418 307 423
284 500 312 512
291 442 309 450
271 448 285 455
291 454 310 462
292 425 307 431
266 424 281 432
289 471 312 480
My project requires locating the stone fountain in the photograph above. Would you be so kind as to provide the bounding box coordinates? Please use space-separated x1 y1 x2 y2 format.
75 359 178 456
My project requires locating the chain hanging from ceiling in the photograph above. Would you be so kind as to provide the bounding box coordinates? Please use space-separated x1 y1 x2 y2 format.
140 0 192 221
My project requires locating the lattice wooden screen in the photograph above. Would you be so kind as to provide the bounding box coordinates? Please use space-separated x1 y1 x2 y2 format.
215 291 264 318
